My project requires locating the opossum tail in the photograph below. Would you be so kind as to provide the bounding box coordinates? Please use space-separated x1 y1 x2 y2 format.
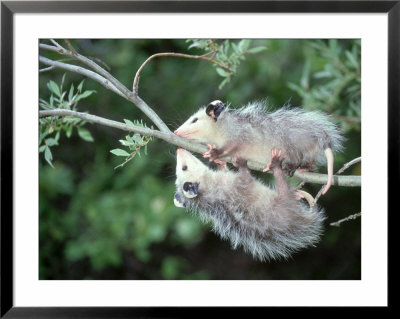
322 147 334 195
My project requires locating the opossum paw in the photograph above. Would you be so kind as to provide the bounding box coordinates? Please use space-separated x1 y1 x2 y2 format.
267 148 285 171
233 156 247 168
203 144 218 161
284 164 298 177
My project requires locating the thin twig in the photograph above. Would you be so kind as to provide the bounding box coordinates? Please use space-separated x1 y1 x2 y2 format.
39 109 361 188
49 39 63 49
132 52 233 94
39 66 55 73
64 39 77 55
330 212 361 227
314 156 361 203
331 114 361 123
336 157 361 175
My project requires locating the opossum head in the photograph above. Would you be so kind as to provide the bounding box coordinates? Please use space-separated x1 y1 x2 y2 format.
175 148 208 199
174 100 225 142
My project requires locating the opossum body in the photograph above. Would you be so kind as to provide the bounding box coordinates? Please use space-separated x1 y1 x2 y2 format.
174 148 325 261
174 100 344 194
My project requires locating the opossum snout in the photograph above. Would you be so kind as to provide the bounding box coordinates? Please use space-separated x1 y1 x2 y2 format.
183 182 199 198
174 193 186 208
174 129 180 136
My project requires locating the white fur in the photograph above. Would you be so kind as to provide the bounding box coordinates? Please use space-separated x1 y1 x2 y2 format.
175 149 325 261
175 100 345 190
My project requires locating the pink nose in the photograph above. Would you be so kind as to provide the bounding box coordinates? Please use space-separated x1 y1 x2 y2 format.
174 130 179 135
176 148 183 154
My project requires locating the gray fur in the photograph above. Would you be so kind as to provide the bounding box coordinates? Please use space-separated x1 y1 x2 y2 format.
175 150 325 261
175 100 345 174
221 101 344 165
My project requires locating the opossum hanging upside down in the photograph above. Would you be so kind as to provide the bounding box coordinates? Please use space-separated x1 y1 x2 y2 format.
174 100 344 194
174 148 325 261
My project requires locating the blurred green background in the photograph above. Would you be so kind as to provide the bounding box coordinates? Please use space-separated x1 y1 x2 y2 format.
39 39 361 280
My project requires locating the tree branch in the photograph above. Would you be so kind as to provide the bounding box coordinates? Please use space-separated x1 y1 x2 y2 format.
39 41 170 133
330 212 361 227
39 56 126 98
39 109 361 188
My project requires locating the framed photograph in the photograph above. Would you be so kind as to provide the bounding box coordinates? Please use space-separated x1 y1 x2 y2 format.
1 0 394 317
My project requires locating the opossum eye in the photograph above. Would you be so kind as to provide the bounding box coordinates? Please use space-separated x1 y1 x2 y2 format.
182 165 188 171
191 117 198 124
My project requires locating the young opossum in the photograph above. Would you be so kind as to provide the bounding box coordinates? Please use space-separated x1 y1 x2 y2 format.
174 148 325 261
174 100 344 194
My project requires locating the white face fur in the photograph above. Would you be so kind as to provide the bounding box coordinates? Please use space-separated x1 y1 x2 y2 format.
174 108 214 142
176 148 206 184
174 100 226 144
175 149 208 199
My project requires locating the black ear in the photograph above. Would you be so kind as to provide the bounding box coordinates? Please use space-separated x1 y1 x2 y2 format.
206 100 225 121
182 182 199 198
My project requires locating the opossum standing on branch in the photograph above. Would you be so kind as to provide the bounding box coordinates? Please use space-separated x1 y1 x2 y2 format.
174 100 344 194
174 148 325 261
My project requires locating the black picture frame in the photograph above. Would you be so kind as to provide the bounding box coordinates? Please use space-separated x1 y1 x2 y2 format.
1 1 395 317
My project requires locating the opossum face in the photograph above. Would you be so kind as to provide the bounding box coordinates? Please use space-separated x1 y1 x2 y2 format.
174 100 225 142
175 148 208 199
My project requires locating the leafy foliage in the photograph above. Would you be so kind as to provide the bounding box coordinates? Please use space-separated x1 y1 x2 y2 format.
39 75 96 167
110 119 153 169
186 39 266 89
287 39 361 133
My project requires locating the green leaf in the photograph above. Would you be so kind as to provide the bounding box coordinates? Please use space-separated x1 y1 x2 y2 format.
65 125 73 138
123 119 135 126
132 134 144 144
44 147 54 168
74 90 95 103
77 80 85 92
247 46 267 54
77 127 94 142
68 84 74 102
218 77 230 90
48 81 61 97
110 149 131 157
345 50 359 69
60 73 66 92
119 139 136 146
216 67 229 77
238 39 250 52
45 138 58 147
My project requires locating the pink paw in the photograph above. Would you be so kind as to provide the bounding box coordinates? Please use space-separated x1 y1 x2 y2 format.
263 148 283 172
203 144 216 161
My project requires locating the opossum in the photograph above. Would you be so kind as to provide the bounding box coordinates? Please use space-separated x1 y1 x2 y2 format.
174 100 344 194
174 148 325 261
